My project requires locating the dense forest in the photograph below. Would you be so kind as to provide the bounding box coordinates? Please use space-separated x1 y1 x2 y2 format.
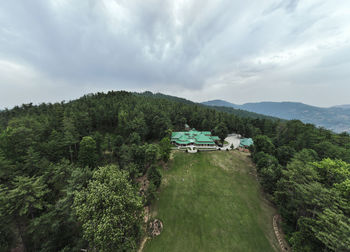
0 91 349 251
141 92 281 120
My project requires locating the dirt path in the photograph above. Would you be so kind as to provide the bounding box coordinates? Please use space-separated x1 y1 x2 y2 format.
138 204 151 252
273 215 291 252
138 237 149 252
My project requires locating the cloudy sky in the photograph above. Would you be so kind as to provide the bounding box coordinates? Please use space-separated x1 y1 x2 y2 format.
0 0 349 108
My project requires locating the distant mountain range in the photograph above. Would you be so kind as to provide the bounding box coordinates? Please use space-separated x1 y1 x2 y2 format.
202 100 350 133
333 104 350 110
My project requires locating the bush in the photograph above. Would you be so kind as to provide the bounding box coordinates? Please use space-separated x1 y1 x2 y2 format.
146 183 157 205
0 223 15 252
147 165 162 189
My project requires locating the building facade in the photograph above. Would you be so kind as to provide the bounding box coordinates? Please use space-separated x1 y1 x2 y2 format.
171 129 220 148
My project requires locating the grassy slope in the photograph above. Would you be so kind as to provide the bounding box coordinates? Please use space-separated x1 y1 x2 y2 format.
144 151 279 252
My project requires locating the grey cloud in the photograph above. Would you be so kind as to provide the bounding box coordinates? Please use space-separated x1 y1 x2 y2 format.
0 0 349 108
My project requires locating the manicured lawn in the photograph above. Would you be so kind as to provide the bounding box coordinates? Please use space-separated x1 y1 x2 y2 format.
144 151 278 252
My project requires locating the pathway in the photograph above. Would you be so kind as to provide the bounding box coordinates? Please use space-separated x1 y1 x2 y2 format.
273 215 291 252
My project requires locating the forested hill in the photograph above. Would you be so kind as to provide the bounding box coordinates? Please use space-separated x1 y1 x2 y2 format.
203 99 350 133
0 90 349 251
137 92 280 120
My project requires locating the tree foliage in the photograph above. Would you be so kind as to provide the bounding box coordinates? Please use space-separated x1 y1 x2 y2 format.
214 122 229 144
73 165 143 251
159 137 172 162
78 136 97 168
0 91 349 251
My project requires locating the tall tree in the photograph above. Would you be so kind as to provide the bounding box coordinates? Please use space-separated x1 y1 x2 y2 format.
63 115 79 163
276 145 296 166
145 144 159 168
159 137 172 162
0 176 49 251
253 135 275 155
78 136 97 168
73 165 142 251
214 122 229 144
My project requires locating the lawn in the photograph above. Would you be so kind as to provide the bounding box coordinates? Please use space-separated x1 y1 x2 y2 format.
144 151 279 252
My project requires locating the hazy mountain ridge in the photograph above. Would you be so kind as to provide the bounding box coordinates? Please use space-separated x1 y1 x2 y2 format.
202 100 350 133
333 104 350 109
136 92 280 120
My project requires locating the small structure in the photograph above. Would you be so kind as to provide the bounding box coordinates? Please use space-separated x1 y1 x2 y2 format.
171 128 220 148
239 138 254 148
148 219 163 237
184 123 190 131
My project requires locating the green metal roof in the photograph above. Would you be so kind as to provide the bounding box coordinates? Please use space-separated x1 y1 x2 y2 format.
240 138 254 147
179 135 188 141
195 141 214 144
175 140 191 144
211 136 220 141
171 130 217 145
195 134 212 142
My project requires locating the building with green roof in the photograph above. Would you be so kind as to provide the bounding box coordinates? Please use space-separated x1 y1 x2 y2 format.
239 138 254 148
171 129 220 147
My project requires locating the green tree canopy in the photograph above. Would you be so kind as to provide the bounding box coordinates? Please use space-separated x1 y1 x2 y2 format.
276 145 296 166
78 136 97 168
214 122 229 144
159 137 172 162
73 165 143 251
145 144 160 167
253 135 275 155
0 175 50 251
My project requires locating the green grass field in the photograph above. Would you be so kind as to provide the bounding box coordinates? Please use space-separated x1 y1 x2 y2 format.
144 151 279 252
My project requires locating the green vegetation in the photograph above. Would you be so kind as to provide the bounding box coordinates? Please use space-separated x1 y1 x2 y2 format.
145 151 278 252
252 135 350 251
203 99 350 133
0 90 349 251
213 122 229 144
73 165 143 251
78 136 98 168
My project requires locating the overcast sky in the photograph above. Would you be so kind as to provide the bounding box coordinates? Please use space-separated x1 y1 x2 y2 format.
0 0 349 108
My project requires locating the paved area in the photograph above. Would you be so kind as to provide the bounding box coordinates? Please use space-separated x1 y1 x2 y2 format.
221 134 241 150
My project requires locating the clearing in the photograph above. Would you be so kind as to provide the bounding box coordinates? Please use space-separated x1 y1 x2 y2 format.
144 151 279 252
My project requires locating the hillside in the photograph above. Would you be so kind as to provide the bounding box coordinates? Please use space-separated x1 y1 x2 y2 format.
0 90 349 251
144 151 280 252
201 99 240 108
138 92 280 121
333 104 350 110
202 100 350 133
0 91 283 251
